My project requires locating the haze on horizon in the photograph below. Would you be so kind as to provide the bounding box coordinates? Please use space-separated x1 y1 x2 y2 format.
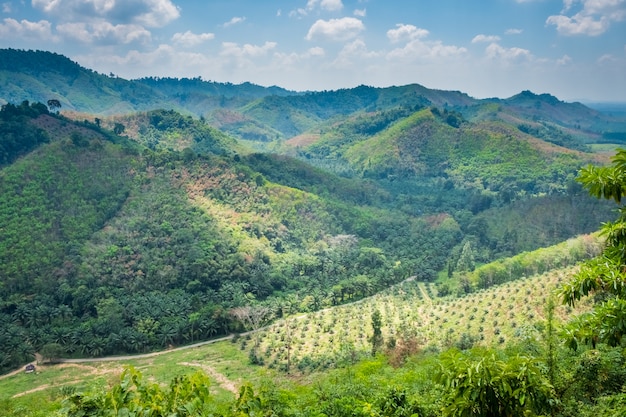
0 0 624 102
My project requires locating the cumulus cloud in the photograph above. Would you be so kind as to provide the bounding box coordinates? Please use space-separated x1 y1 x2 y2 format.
74 44 220 79
56 21 151 45
485 42 532 61
319 0 343 11
386 24 429 43
305 17 364 41
307 46 325 57
387 38 467 61
547 0 626 36
505 28 523 35
223 16 245 27
354 8 366 17
2 2 11 13
472 34 501 43
0 18 54 40
220 41 277 58
557 54 572 65
172 30 214 46
332 39 380 67
273 46 326 68
291 0 343 17
32 0 180 27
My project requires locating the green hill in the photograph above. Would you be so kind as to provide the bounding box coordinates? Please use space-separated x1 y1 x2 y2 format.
0 49 292 115
3 48 624 150
0 49 625 415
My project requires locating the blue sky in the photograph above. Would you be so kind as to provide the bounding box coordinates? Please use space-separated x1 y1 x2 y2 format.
0 0 624 101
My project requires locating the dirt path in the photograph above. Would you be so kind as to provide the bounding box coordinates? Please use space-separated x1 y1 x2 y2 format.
178 362 239 394
57 334 235 364
0 361 36 381
1 335 236 379
2 277 420 377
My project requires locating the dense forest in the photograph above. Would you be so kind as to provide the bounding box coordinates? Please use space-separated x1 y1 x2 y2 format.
1 48 626 416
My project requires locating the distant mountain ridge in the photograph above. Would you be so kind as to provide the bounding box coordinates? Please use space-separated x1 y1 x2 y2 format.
2 48 625 145
0 48 296 114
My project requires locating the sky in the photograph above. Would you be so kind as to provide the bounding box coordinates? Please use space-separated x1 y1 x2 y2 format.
0 0 625 102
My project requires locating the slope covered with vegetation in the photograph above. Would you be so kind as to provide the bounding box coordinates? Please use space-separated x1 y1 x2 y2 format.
1 47 626 416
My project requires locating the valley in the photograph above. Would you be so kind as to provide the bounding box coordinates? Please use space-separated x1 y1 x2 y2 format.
1 48 626 416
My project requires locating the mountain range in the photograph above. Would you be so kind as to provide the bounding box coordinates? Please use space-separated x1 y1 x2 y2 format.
0 48 624 375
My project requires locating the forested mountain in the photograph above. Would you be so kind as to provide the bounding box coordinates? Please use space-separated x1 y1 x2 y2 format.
2 48 626 417
0 49 295 115
2 48 625 145
0 98 615 374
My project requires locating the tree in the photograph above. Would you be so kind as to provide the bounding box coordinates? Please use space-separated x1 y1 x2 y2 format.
40 342 65 364
436 348 555 417
370 309 384 356
560 149 626 349
47 99 61 113
113 122 125 135
230 305 273 363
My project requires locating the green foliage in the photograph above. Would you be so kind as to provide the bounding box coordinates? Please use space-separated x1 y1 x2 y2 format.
0 101 50 165
462 234 602 291
559 149 626 348
62 366 214 417
435 348 555 417
370 309 384 356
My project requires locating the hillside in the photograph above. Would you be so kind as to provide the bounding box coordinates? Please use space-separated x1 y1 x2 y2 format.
0 253 619 417
0 49 293 115
0 101 616 375
2 49 625 149
1 48 626 417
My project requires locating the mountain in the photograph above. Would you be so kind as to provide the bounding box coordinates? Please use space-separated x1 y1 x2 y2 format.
2 49 625 148
0 48 621 377
0 49 294 115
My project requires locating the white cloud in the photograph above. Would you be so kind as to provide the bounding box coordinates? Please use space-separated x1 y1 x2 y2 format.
386 24 429 43
273 47 326 68
0 18 54 40
307 46 325 57
32 0 180 27
320 0 343 11
75 44 218 79
387 38 467 61
598 53 617 62
220 41 277 58
547 0 626 36
291 0 343 17
354 8 366 17
546 13 610 35
485 42 532 61
505 28 523 35
223 16 245 27
57 21 151 45
172 30 214 47
472 34 501 43
2 2 11 13
332 39 379 67
305 17 364 41
557 54 572 64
